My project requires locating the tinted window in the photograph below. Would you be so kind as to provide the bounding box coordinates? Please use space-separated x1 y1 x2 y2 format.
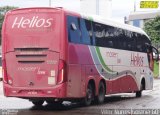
93 22 118 47
80 19 92 45
92 22 133 49
67 16 81 43
126 31 136 51
136 34 150 52
93 22 106 47
67 16 150 53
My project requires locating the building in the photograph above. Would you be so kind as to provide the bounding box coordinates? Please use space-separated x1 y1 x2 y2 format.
80 0 112 18
126 11 160 28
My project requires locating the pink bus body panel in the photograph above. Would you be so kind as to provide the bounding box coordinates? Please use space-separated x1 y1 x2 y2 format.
2 8 138 99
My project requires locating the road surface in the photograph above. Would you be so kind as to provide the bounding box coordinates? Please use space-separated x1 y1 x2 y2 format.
0 79 160 115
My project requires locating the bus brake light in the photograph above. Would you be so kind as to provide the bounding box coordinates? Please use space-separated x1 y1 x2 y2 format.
2 59 8 83
57 60 66 84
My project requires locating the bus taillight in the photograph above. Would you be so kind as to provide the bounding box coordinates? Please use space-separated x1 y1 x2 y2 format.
57 60 67 84
2 59 8 83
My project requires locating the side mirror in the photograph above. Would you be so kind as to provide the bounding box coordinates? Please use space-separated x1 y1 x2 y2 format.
152 46 159 62
145 43 159 61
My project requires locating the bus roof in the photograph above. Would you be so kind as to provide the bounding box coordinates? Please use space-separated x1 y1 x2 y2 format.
6 7 150 40
65 9 150 40
80 14 149 38
7 7 63 12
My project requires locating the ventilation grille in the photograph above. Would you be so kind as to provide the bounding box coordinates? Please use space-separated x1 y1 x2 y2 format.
15 47 48 64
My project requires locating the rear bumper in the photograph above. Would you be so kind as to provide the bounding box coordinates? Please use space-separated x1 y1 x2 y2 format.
3 83 67 98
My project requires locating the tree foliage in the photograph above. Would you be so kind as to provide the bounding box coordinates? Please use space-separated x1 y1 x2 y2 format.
0 6 18 44
144 16 160 49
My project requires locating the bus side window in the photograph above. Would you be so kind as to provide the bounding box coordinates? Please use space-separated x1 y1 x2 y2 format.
124 30 136 51
67 16 81 43
108 41 113 47
93 22 104 47
80 19 92 45
136 34 147 53
137 45 143 52
120 40 127 50
118 29 127 50
93 22 112 48
141 35 149 53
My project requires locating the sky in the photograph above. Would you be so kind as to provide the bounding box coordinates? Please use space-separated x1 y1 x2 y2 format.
0 0 81 12
112 0 134 21
0 0 159 23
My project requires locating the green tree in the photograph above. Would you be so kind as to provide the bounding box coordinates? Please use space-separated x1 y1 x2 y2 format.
0 6 18 44
144 16 160 49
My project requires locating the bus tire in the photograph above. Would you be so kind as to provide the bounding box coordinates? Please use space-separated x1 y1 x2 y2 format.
95 81 105 104
32 100 44 106
136 83 143 97
83 83 94 106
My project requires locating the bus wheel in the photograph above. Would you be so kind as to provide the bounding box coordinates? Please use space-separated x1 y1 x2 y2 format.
96 81 105 104
83 83 94 106
136 83 143 97
31 100 44 106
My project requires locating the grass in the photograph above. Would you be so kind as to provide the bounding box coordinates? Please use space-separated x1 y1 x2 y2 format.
153 61 159 78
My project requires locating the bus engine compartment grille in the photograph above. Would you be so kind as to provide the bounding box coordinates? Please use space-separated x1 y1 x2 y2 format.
14 47 48 64
14 47 49 51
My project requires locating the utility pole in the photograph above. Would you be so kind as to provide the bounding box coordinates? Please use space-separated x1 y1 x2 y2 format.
49 0 51 7
134 0 136 12
96 0 99 15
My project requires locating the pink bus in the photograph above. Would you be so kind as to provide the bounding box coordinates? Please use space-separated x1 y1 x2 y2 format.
2 7 159 106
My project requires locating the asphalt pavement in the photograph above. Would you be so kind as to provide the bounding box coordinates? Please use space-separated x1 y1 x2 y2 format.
0 79 160 115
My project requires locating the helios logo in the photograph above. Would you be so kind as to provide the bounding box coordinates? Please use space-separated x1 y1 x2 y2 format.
130 53 144 67
12 16 53 28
